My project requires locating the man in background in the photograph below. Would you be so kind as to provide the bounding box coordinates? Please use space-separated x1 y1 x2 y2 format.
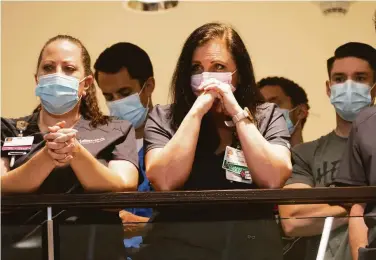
258 77 310 259
334 39 376 260
279 42 376 260
258 77 309 147
94 42 155 256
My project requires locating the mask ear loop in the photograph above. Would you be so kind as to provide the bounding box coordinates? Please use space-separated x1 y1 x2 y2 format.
370 83 376 105
139 81 151 109
139 81 147 95
288 106 301 135
78 76 90 102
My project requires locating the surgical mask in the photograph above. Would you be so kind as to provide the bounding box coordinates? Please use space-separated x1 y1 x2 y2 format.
330 80 374 122
280 107 299 134
35 73 85 115
191 70 237 92
107 84 149 129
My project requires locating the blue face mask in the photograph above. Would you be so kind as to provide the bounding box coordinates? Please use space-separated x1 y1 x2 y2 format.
35 73 85 115
330 80 374 122
280 107 299 134
107 86 149 129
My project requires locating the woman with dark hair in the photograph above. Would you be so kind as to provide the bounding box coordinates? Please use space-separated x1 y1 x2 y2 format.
1 35 138 259
133 23 292 260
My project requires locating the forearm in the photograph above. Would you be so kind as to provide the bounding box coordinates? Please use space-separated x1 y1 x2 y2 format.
349 203 368 260
147 110 202 191
70 143 137 192
236 119 291 188
1 148 55 193
279 203 348 237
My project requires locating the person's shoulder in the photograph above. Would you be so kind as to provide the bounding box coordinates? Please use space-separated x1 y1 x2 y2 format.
104 118 134 133
80 117 134 134
150 104 171 117
148 104 172 123
1 113 37 130
255 102 275 116
354 106 376 127
254 102 278 125
292 132 333 153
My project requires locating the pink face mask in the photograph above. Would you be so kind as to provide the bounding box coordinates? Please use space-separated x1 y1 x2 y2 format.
191 70 237 93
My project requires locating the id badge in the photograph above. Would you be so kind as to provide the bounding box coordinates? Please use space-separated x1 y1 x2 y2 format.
2 136 34 152
222 146 252 184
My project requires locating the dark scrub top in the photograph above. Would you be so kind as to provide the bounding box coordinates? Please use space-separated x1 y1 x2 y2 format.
1 112 138 260
1 112 138 194
335 107 376 257
132 103 290 260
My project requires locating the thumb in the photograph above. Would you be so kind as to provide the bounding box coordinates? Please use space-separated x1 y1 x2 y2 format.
56 121 66 128
47 121 66 133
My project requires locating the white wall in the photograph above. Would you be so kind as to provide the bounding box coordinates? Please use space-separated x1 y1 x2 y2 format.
2 1 376 141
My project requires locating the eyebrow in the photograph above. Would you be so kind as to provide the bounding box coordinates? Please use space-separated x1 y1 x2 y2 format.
267 96 279 103
331 72 346 77
102 86 132 95
210 59 227 64
332 71 370 77
354 72 370 76
191 59 227 64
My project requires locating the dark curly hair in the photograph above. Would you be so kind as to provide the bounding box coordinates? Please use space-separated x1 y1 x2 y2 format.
34 35 110 127
258 76 310 127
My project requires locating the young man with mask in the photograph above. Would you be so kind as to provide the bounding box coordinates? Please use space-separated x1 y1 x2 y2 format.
258 77 309 147
279 42 376 260
334 42 376 260
94 42 155 255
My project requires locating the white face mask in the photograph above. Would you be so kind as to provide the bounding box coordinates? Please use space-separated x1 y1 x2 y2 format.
330 80 374 122
106 83 149 129
35 73 87 115
190 70 237 93
280 107 299 135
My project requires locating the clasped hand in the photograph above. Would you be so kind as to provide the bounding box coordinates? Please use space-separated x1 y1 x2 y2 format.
44 121 78 167
192 79 242 117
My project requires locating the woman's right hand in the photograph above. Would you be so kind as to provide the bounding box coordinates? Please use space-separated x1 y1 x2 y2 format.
190 89 219 118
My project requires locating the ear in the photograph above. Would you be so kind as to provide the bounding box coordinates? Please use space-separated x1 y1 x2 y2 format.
296 104 308 121
144 77 155 97
34 74 38 85
83 75 94 89
80 75 94 97
371 82 376 104
326 80 331 98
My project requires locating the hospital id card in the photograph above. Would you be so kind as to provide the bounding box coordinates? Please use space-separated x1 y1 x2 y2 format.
222 146 252 184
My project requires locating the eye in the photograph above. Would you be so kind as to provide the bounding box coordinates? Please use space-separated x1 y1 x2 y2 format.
355 76 367 83
214 63 225 71
333 76 345 84
64 65 77 74
191 64 203 75
42 64 54 72
119 88 132 98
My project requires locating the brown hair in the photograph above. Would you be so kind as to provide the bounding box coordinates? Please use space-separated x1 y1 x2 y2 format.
170 22 264 129
34 35 110 127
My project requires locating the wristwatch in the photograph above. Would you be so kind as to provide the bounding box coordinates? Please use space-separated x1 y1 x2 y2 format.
225 107 254 127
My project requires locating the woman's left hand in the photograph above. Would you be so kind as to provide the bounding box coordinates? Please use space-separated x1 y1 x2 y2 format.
44 126 79 167
203 80 242 117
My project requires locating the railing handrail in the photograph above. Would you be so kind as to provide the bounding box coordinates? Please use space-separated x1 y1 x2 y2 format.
2 186 376 210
